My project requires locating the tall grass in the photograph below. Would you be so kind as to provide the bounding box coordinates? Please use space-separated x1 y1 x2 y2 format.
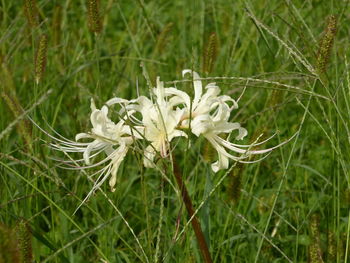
1 0 350 262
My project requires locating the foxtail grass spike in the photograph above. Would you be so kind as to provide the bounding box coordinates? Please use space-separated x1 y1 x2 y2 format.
309 244 324 263
344 188 350 206
15 220 32 263
326 231 336 262
316 15 337 74
229 163 243 204
203 141 216 163
308 214 324 263
0 224 20 263
23 0 38 27
52 5 62 45
310 214 320 239
87 0 102 33
155 22 174 54
203 32 218 74
341 232 348 261
268 89 284 111
1 65 33 144
35 34 48 84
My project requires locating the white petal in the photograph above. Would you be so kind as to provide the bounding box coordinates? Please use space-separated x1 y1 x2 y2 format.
206 136 230 172
101 105 109 115
90 109 104 128
206 135 249 165
83 140 104 165
109 173 117 192
182 70 203 109
170 129 187 140
219 95 238 109
143 145 156 168
191 115 212 136
109 145 129 192
211 152 229 173
75 133 92 141
214 122 241 134
236 127 248 140
90 98 96 111
165 87 191 108
106 97 130 106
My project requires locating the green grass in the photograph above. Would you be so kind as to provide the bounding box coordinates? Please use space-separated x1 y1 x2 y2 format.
1 0 350 262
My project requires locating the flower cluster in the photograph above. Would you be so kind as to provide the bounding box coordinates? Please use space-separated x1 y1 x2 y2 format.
50 70 291 194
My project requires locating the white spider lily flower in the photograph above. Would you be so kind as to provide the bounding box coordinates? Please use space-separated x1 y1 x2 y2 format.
39 68 295 198
166 70 292 172
141 101 185 167
106 77 187 167
194 101 295 172
133 77 186 167
52 99 136 193
164 69 238 129
205 128 295 172
189 101 249 172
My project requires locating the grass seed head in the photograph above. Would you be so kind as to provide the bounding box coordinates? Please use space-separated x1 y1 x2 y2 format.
155 22 174 54
309 243 324 263
316 15 337 74
0 224 20 263
308 214 324 263
52 5 62 45
1 65 32 150
35 34 48 84
326 231 336 262
23 0 38 27
15 220 32 263
203 32 218 75
87 0 102 33
203 141 216 163
229 164 243 204
267 89 284 111
309 214 320 240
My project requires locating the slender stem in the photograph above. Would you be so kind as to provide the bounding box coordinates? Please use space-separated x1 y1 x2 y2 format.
172 160 213 263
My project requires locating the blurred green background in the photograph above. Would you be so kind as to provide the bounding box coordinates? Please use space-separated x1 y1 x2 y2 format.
1 0 350 262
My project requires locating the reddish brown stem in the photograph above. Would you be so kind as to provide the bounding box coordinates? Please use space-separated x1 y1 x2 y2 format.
173 161 213 263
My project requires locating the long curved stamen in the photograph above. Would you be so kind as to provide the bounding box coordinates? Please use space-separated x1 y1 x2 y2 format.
74 164 113 213
226 133 277 148
216 132 298 155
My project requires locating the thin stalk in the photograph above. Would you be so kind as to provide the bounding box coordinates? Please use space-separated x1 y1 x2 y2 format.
172 159 213 263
